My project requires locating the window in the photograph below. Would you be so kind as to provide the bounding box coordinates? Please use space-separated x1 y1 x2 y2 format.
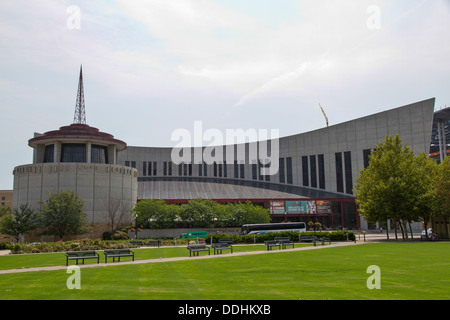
344 151 353 194
91 144 108 164
363 149 372 169
302 156 309 186
234 161 238 179
143 162 147 176
335 153 344 193
279 158 285 183
199 163 203 177
318 154 325 189
310 155 317 188
61 144 86 163
164 162 167 176
240 164 245 179
153 162 157 176
43 144 54 163
252 164 257 180
286 157 293 184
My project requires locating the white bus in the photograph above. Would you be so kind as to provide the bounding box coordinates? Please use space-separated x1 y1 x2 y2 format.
240 222 307 235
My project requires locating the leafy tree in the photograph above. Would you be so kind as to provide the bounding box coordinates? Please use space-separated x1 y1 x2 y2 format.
434 157 450 218
354 135 435 240
134 199 177 229
0 204 40 243
411 154 438 239
39 190 86 240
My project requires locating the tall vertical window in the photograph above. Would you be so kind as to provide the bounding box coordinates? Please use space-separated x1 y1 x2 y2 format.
143 162 147 176
234 161 239 178
310 155 317 188
153 162 157 176
199 163 203 177
318 154 325 189
91 144 108 164
344 151 353 194
286 157 293 184
279 158 285 183
302 156 309 186
60 144 86 163
363 149 372 169
163 162 167 176
43 144 54 163
335 152 344 193
252 164 257 180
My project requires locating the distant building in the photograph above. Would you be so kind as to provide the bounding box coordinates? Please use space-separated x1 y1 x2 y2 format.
0 190 12 208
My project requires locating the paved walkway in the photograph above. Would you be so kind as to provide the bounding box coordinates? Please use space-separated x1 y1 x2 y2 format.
0 241 364 275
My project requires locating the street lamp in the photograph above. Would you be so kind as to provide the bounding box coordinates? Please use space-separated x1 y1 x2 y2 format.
135 213 138 239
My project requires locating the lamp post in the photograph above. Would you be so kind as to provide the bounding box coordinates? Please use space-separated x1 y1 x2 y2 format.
135 213 138 239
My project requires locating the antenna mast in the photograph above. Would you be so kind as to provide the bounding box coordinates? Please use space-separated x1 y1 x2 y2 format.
73 65 87 124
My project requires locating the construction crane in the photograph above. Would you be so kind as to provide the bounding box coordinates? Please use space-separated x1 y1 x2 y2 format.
319 103 329 127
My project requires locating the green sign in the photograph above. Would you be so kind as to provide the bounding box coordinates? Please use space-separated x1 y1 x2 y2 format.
180 231 209 239
285 201 308 213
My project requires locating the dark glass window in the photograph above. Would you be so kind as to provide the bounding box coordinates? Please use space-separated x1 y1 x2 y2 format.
335 153 344 193
344 151 353 194
286 157 293 184
199 163 203 177
143 161 147 176
318 154 325 189
279 158 285 183
363 149 372 169
153 162 157 176
91 144 108 164
310 155 317 188
240 164 245 179
234 161 238 179
302 156 309 186
252 164 257 180
61 143 86 163
43 144 54 163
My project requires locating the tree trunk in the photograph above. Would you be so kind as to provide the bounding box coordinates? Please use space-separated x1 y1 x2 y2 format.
408 221 414 240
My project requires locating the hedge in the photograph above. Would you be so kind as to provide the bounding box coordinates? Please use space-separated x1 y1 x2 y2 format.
205 231 355 244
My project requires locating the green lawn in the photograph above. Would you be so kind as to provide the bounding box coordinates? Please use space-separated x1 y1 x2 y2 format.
0 242 449 300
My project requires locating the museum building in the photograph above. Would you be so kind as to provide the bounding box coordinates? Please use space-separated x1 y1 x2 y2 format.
11 68 450 234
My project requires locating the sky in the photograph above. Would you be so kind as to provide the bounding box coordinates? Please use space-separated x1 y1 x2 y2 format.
1 0 449 190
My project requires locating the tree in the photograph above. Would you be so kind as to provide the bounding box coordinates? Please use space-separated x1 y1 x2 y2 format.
411 154 438 239
102 198 132 239
434 157 450 218
354 135 433 240
39 190 86 240
0 204 40 243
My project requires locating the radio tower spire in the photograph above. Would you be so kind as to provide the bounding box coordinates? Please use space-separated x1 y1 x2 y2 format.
73 65 87 124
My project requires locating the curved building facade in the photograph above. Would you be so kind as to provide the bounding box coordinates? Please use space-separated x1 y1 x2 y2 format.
117 98 437 230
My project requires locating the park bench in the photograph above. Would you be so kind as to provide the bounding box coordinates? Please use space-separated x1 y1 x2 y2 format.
300 235 319 246
104 249 135 263
65 250 99 266
274 237 295 249
320 237 331 245
212 242 233 255
130 240 143 246
187 244 210 257
146 240 161 247
218 238 234 244
264 240 281 251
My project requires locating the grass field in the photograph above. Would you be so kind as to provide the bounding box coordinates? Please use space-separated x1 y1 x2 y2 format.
0 242 449 300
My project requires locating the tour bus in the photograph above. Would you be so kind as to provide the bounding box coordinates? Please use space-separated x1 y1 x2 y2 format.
240 222 307 235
